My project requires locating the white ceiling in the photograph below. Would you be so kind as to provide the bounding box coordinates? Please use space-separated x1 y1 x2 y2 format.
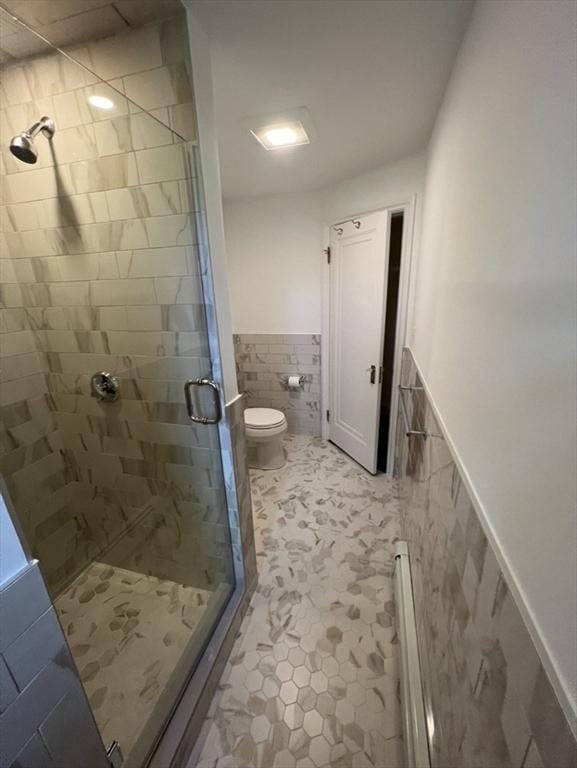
192 0 473 201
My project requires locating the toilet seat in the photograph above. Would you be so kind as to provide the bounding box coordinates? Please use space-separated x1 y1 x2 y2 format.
244 408 288 449
244 408 286 430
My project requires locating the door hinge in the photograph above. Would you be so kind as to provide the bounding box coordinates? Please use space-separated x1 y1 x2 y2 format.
107 742 123 768
326 409 330 422
324 246 331 264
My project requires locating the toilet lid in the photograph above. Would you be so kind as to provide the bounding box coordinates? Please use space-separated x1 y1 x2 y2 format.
244 407 286 429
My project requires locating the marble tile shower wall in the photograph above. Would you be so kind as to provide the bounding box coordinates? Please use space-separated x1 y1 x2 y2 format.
394 348 576 768
234 333 321 436
0 17 233 597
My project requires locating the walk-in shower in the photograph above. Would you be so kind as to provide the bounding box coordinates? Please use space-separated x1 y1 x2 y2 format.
0 6 243 767
8 116 55 164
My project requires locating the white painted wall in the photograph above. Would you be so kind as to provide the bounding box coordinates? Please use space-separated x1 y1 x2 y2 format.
412 0 577 722
224 190 324 334
323 151 426 226
224 153 426 335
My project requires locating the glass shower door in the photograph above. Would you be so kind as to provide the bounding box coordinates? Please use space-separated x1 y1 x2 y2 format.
45 138 236 764
0 14 235 766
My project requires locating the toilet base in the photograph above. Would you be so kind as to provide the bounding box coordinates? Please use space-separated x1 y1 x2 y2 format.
247 435 286 470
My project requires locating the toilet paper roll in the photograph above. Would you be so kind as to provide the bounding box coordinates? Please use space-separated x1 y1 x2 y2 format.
287 375 302 390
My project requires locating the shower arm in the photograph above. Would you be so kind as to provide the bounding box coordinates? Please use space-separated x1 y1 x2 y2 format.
26 116 55 140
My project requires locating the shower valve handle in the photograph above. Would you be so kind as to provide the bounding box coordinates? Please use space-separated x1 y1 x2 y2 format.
91 371 120 402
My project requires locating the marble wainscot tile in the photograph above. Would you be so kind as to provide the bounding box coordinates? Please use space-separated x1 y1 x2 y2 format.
394 347 576 768
234 333 322 437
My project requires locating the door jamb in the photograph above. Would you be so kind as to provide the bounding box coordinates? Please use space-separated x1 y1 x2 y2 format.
321 195 418 475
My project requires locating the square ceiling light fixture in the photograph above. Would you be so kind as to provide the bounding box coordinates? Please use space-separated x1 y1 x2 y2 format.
247 107 315 151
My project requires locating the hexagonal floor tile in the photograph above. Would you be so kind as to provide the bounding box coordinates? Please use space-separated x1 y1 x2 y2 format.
279 680 299 705
288 647 306 667
297 686 317 712
271 721 291 751
289 727 311 761
309 735 331 767
251 714 271 743
335 698 355 725
263 676 281 698
273 748 296 768
321 656 339 679
327 675 347 700
302 709 323 738
284 702 305 730
245 669 264 692
293 665 311 688
277 660 293 682
273 645 290 662
265 697 285 724
348 681 366 707
195 435 401 768
339 661 357 683
309 670 328 694
316 692 336 717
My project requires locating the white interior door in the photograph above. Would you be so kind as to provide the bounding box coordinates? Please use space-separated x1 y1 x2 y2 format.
329 210 389 473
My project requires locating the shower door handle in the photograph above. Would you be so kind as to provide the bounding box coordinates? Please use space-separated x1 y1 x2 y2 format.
184 378 222 424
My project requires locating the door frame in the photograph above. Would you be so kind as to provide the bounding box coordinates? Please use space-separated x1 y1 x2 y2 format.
321 195 418 474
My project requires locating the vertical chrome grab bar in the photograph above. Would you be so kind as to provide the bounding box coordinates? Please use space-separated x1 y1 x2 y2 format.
398 384 428 439
184 378 222 424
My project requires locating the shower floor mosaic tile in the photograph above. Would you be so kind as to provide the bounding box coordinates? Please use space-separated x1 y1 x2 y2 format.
195 435 403 768
55 562 213 757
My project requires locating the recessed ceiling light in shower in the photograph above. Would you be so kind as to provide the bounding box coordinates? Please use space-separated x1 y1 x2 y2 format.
246 107 315 151
88 94 114 110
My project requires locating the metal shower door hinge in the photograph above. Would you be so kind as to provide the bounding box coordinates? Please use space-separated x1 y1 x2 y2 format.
107 741 123 768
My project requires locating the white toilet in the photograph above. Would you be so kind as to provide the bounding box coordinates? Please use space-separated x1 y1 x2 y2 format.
244 407 287 470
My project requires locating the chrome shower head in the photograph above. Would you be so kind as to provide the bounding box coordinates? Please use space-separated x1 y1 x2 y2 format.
9 116 55 164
